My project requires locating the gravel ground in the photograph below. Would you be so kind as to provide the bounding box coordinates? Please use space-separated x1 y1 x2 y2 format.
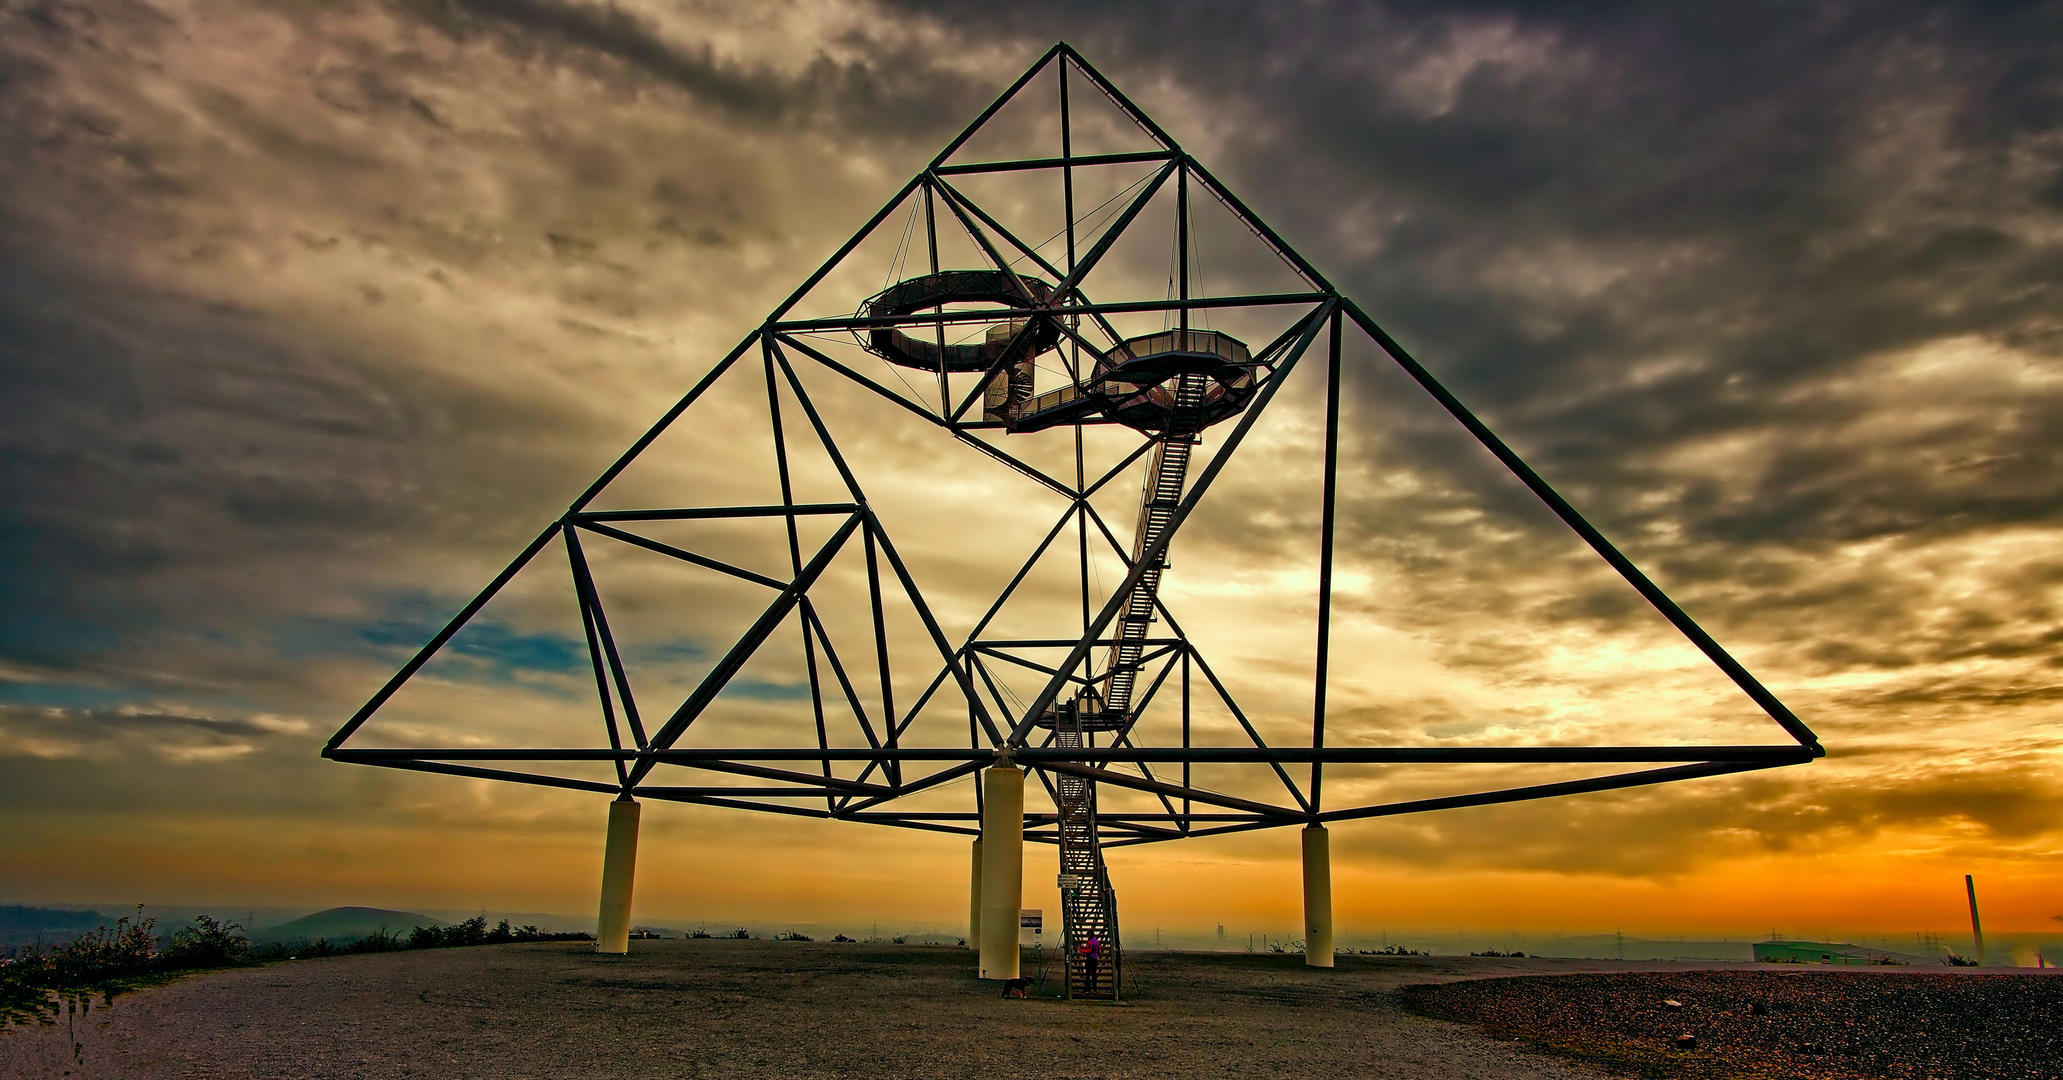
1403 969 2063 1080
9 943 2045 1080
0 941 1659 1080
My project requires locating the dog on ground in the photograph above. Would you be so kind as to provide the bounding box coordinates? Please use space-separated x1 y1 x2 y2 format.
1000 977 1033 998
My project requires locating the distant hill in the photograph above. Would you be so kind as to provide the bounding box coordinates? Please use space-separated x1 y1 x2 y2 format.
0 906 118 947
261 906 434 942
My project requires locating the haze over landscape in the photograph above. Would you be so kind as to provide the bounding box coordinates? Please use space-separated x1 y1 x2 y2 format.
3 0 2061 953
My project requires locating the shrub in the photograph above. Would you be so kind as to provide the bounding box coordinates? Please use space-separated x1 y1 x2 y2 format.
63 913 157 981
162 915 251 968
4 907 594 1025
355 928 407 952
1 909 161 1025
406 917 486 949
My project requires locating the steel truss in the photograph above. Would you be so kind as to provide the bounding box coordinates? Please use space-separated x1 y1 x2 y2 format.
325 43 1822 848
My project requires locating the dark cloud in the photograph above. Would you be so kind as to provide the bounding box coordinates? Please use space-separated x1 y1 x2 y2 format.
0 699 495 825
0 250 597 683
0 702 301 748
881 1 2063 505
2 0 2059 906
876 1 2063 697
407 0 986 139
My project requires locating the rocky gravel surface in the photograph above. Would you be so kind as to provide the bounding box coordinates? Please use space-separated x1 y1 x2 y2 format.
1403 969 2062 1080
8 942 2046 1079
0 941 1623 1079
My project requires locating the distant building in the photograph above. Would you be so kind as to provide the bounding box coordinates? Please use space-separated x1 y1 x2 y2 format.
1752 940 1928 965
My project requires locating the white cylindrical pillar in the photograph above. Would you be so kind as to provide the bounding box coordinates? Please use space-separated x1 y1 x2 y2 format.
968 838 983 950
978 764 1024 980
1302 824 1334 968
595 797 641 955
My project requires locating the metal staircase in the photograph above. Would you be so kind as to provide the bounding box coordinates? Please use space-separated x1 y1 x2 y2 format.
1053 372 1209 1001
1055 702 1121 999
1099 371 1208 720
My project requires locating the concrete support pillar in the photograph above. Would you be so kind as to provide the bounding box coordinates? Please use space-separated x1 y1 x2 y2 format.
978 764 1024 980
968 838 983 949
595 796 641 955
1302 824 1334 968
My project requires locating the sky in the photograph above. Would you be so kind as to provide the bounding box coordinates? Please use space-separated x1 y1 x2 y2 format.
2 0 2061 945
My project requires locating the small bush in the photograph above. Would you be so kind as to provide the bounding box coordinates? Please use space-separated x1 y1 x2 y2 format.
1 909 164 1025
251 928 414 961
162 915 251 968
403 917 518 950
49 910 160 984
406 916 484 948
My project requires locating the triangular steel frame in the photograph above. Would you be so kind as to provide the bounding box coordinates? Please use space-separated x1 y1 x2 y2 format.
326 42 1822 846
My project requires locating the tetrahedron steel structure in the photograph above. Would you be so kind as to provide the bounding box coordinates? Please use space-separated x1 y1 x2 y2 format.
327 41 1821 934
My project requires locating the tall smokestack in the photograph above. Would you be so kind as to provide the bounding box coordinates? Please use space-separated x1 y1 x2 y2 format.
1964 874 1985 967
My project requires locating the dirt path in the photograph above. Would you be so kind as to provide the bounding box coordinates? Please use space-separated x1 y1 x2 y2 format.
0 941 1638 1080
